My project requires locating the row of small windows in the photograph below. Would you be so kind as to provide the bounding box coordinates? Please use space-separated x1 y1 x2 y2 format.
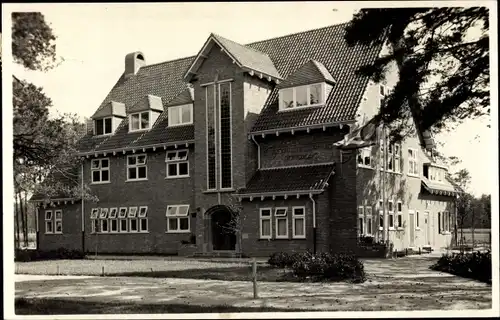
357 143 419 177
94 104 194 137
357 201 452 236
91 151 189 184
259 207 306 239
89 205 190 234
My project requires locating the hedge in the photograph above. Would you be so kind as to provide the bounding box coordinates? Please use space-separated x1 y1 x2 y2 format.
268 251 366 283
15 248 85 262
430 250 491 284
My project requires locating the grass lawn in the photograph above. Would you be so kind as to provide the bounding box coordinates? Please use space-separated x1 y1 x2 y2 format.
15 298 303 315
108 265 302 282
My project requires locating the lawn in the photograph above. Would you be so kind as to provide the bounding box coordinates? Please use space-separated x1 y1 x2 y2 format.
15 298 303 315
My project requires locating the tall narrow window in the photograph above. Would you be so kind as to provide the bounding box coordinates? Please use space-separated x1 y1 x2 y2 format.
90 208 99 233
408 148 419 176
54 210 63 233
45 210 53 234
138 206 148 232
274 208 288 239
100 208 109 233
396 202 403 228
206 85 217 190
219 82 232 189
388 200 394 229
357 206 364 235
365 206 373 235
292 207 306 239
378 200 384 230
259 208 272 239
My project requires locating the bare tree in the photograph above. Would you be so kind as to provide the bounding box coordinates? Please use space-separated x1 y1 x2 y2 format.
218 194 247 258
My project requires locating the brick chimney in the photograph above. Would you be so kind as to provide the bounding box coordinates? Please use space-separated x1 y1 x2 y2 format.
124 51 146 79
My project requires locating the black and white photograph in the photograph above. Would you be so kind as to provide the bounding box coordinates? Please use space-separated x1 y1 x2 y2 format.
2 1 498 318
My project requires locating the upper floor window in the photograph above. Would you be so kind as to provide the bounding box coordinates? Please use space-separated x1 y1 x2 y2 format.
166 150 189 178
408 148 419 176
91 158 110 184
127 154 147 181
168 104 193 126
129 111 150 131
357 146 373 168
279 83 324 111
95 117 112 136
429 166 444 182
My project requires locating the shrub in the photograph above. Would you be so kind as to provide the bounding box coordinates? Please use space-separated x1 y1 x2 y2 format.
15 247 84 262
430 250 491 284
269 251 366 283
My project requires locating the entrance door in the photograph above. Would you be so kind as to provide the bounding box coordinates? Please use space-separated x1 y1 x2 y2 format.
409 213 415 247
211 208 236 251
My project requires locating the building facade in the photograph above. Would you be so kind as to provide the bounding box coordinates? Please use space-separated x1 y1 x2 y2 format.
32 23 459 257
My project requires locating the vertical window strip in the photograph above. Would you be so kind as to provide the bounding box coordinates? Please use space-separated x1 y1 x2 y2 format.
292 207 306 239
259 208 272 239
206 85 217 190
219 82 232 189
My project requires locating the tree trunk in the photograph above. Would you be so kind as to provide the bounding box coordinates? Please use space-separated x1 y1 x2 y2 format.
14 193 21 249
471 209 475 249
19 191 27 248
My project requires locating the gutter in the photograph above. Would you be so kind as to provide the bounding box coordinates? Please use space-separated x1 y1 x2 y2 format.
309 193 317 254
250 120 355 137
251 135 261 169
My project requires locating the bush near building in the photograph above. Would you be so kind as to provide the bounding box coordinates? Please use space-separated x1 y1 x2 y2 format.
268 251 366 283
430 251 491 284
15 248 84 262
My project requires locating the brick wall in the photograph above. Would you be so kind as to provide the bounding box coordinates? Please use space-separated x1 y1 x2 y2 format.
37 203 83 251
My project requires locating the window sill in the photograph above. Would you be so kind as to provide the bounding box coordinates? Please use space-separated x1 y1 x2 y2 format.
126 178 148 182
278 104 323 113
44 232 62 235
128 128 150 133
358 165 375 170
396 227 404 231
165 175 190 180
258 237 272 240
379 169 403 175
91 181 111 185
292 236 306 240
168 122 193 128
415 227 421 231
407 174 420 178
275 236 289 240
389 227 396 231
441 231 451 235
203 189 236 194
165 231 191 234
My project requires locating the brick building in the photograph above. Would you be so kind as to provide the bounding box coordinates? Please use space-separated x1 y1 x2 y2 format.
31 23 460 257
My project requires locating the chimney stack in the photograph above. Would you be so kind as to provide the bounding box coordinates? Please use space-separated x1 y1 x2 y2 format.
124 51 146 79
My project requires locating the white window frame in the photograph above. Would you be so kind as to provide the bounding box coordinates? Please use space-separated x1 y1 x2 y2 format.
138 206 148 233
128 207 138 218
91 158 110 184
357 146 373 169
408 148 419 177
118 207 128 218
129 217 139 232
90 208 99 219
292 206 306 239
100 218 109 233
45 210 53 234
394 144 401 173
274 207 288 239
388 200 395 229
99 208 109 219
109 207 118 219
166 205 190 233
110 218 118 233
396 201 403 229
168 104 193 127
54 210 63 234
166 150 189 179
365 206 373 236
119 218 128 233
357 206 365 236
278 83 325 111
94 117 113 136
127 154 148 181
129 111 151 132
259 208 272 239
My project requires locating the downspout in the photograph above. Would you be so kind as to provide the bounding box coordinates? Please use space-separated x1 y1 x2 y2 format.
382 125 389 253
309 193 317 254
81 161 85 254
251 135 261 169
35 206 39 250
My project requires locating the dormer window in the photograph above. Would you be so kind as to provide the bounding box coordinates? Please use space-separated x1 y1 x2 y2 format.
279 83 325 111
94 117 112 136
129 111 150 132
168 104 193 127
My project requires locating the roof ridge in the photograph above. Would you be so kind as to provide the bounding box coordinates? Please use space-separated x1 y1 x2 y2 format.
140 55 195 69
246 22 348 47
212 32 273 58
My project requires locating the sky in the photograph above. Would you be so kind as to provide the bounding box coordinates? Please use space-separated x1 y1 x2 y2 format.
3 1 497 197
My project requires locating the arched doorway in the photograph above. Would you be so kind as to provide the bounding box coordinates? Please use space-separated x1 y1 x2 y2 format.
208 205 237 251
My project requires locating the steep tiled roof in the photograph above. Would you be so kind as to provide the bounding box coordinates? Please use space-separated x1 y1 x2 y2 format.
277 59 335 89
211 33 282 80
247 23 383 132
237 163 335 195
79 23 381 153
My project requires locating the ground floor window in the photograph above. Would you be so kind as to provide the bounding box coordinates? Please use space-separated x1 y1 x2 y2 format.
358 205 373 236
396 201 403 228
166 205 190 233
292 207 306 239
388 200 394 229
274 208 288 239
357 206 364 235
259 208 272 239
44 210 63 234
